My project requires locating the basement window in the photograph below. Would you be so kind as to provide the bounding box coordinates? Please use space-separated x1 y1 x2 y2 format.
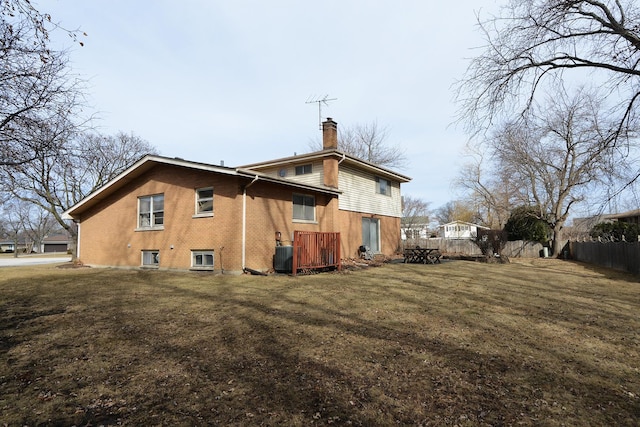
191 250 214 270
141 250 159 267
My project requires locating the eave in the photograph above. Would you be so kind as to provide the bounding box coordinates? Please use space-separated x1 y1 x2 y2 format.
241 149 412 183
62 155 341 221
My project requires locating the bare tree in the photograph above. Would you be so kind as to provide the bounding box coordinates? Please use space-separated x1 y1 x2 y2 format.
401 195 431 240
1 131 157 258
1 0 86 167
309 121 407 169
16 200 59 253
489 87 627 256
457 0 640 144
455 143 520 229
1 201 23 257
434 200 478 226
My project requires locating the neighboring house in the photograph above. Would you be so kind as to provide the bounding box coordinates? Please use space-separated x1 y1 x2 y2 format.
440 220 489 240
62 118 411 273
42 232 70 253
573 209 640 231
401 216 431 240
0 240 29 253
572 209 640 240
0 241 16 252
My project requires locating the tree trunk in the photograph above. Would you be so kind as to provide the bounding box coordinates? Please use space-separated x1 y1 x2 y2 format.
551 226 564 257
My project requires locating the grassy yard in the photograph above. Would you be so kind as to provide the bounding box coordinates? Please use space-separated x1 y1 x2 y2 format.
1 259 639 426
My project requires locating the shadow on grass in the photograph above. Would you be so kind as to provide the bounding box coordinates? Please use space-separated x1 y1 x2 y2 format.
1 263 639 426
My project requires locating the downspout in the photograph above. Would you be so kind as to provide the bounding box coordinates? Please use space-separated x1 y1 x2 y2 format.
75 220 81 260
242 175 259 271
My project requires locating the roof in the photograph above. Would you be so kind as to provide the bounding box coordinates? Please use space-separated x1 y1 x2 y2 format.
43 233 71 244
63 155 342 220
605 209 640 220
240 149 412 183
440 220 490 229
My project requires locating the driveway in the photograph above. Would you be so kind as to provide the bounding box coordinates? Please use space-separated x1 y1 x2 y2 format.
0 255 72 267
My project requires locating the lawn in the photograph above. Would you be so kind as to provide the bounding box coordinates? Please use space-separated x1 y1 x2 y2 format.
1 259 639 426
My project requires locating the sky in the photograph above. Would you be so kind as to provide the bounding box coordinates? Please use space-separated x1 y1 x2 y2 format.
45 0 499 210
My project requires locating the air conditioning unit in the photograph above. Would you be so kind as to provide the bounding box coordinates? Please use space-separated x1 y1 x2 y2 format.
274 246 293 273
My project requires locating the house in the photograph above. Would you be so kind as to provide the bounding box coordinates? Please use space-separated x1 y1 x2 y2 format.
62 118 411 273
440 220 489 240
0 238 30 253
42 232 70 253
400 216 431 240
0 241 19 253
573 209 640 233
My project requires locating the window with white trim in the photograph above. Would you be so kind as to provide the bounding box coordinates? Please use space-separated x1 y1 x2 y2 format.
295 164 312 175
375 177 391 196
138 194 164 228
192 250 214 269
142 250 159 266
195 187 213 215
293 193 315 221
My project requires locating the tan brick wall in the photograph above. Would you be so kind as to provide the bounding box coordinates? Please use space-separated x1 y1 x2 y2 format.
243 182 338 270
337 210 401 258
77 164 340 273
323 157 339 188
78 165 244 271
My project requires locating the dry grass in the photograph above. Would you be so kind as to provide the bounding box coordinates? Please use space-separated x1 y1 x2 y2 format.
1 259 639 426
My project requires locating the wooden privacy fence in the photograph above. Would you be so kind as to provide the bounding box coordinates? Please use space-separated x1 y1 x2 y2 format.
570 240 640 274
402 238 544 258
292 231 341 276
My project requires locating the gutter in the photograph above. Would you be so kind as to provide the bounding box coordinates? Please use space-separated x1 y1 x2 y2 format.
242 175 259 271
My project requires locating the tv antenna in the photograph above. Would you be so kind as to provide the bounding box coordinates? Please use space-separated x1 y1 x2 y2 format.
306 95 337 130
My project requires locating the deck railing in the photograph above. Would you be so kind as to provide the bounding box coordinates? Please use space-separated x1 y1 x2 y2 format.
292 231 341 276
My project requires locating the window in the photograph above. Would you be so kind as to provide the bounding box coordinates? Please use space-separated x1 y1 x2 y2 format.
293 194 315 221
195 187 213 215
142 250 159 266
295 164 312 175
138 194 164 228
375 177 391 196
192 250 214 269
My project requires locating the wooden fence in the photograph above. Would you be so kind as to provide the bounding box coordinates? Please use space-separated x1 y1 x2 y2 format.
570 240 640 274
402 238 544 258
292 231 341 276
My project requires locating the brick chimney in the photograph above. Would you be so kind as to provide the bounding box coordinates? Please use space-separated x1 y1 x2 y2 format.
322 118 339 188
322 118 338 150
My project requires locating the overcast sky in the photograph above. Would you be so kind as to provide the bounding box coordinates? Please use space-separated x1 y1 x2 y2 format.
46 0 498 210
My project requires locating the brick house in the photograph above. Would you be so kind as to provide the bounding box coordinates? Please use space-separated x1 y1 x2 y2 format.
62 118 411 273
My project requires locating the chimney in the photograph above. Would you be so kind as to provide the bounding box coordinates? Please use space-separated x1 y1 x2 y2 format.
322 117 339 188
322 118 338 150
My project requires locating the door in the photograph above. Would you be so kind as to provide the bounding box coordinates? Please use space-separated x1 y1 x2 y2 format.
362 217 380 253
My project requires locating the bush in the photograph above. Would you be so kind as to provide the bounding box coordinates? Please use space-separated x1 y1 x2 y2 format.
474 229 508 256
590 222 640 242
504 206 550 244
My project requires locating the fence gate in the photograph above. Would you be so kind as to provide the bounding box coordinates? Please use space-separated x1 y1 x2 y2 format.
292 231 341 276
